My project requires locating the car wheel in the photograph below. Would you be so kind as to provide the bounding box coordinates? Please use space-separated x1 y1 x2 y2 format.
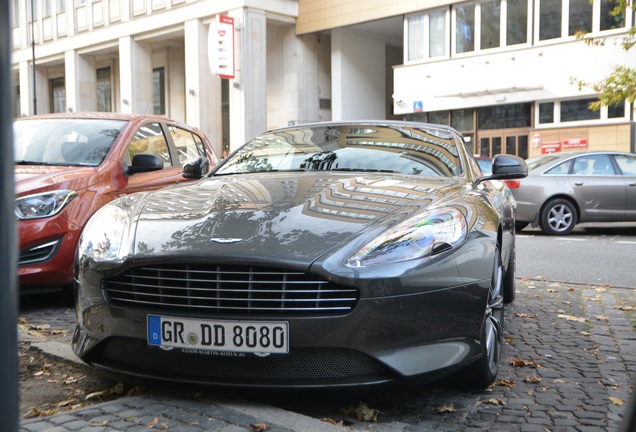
465 248 504 389
539 198 577 236
503 246 516 304
515 221 528 232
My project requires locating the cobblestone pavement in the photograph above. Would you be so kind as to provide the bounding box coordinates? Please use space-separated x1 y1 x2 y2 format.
18 279 636 432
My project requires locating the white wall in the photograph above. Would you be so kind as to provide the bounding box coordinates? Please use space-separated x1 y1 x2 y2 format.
393 34 635 115
332 28 386 121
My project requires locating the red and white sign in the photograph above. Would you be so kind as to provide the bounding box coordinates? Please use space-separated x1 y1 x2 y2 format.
541 142 562 154
532 133 542 148
208 15 234 79
562 139 588 150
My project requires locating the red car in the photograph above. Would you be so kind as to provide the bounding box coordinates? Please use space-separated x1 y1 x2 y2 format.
14 112 217 296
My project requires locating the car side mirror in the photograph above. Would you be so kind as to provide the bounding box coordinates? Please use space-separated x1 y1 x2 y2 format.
127 153 164 175
477 154 528 184
182 157 210 179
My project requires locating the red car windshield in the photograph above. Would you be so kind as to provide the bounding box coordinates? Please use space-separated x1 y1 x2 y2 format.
14 119 127 167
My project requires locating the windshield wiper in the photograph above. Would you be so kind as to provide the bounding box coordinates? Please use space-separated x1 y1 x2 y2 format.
15 160 56 166
214 168 311 176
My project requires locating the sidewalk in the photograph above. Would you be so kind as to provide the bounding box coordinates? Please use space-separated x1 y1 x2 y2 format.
19 279 636 432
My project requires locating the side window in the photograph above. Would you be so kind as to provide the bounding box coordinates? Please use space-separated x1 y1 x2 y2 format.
127 123 172 167
615 155 636 176
168 125 206 166
545 159 571 174
571 157 594 175
589 154 615 176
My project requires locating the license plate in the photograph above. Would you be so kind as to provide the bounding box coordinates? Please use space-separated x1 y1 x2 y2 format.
147 315 289 354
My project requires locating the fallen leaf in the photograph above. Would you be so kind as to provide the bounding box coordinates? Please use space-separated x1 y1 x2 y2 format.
609 397 624 406
483 398 506 405
85 382 125 400
321 418 344 426
433 405 456 413
354 402 381 422
497 379 515 387
250 423 269 432
147 417 159 427
515 313 537 319
557 314 587 323
91 420 109 426
57 399 76 407
614 305 636 311
523 375 541 384
596 315 608 322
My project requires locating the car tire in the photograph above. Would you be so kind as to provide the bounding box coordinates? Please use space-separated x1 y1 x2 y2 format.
503 246 516 304
539 198 577 236
464 248 504 389
515 221 528 232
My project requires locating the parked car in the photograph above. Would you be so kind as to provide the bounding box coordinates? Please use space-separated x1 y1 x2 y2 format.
505 150 636 235
15 112 217 296
475 155 493 176
73 121 527 389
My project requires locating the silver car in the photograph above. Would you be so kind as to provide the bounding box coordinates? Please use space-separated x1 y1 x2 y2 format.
508 150 636 235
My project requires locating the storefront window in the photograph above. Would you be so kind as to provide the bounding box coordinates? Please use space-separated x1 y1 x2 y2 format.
451 109 475 131
455 4 476 53
428 110 450 125
507 0 528 45
49 77 65 113
96 67 112 112
569 0 593 35
539 0 561 40
478 103 531 129
561 98 601 122
153 68 165 115
481 0 501 49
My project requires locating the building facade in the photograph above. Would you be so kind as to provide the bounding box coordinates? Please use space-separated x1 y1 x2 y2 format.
11 0 636 159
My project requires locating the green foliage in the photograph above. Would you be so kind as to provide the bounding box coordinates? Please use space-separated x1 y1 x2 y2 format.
572 0 635 110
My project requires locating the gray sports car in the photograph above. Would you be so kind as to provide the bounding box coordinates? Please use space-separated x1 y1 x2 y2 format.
72 121 527 389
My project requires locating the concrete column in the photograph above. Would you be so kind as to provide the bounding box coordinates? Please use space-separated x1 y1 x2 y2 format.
228 7 266 151
331 28 386 121
119 35 152 114
65 50 97 113
19 61 47 115
184 19 222 156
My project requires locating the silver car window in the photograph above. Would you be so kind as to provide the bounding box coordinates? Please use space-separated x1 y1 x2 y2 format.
615 154 636 175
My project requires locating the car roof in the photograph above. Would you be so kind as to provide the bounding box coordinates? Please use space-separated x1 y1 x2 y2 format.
267 120 461 135
14 112 175 123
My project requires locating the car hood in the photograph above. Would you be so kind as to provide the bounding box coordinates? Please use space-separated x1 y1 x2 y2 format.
129 172 464 266
14 165 99 196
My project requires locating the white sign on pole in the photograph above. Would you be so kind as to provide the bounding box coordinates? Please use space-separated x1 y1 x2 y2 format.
208 15 234 79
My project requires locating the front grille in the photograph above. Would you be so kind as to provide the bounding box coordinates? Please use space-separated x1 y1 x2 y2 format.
103 264 359 316
97 337 390 384
19 239 61 266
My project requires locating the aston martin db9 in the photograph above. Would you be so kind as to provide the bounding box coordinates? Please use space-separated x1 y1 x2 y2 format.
72 121 527 389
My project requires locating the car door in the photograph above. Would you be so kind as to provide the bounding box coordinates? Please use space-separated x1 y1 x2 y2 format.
567 154 627 221
614 154 636 220
120 121 191 196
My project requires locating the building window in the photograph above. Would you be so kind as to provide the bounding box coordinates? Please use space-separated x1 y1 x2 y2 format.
539 0 561 40
506 0 528 45
11 0 20 27
57 0 66 13
561 98 601 122
407 15 424 61
429 10 448 57
428 110 450 125
451 109 475 131
539 102 555 124
601 0 625 30
481 0 501 50
608 102 625 119
49 77 65 113
478 103 531 129
153 68 165 115
43 0 51 17
569 0 593 35
96 67 112 112
455 4 476 53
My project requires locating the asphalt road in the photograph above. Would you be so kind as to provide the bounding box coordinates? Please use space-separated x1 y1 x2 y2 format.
516 222 636 288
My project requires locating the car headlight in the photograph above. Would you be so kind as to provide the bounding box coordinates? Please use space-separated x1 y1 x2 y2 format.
78 204 130 263
345 208 468 267
15 190 78 220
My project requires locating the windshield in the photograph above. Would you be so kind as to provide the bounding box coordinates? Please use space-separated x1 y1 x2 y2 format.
215 124 462 177
525 155 560 172
14 118 127 167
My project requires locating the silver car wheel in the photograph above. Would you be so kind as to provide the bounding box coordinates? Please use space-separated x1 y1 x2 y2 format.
485 257 504 376
540 198 577 235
